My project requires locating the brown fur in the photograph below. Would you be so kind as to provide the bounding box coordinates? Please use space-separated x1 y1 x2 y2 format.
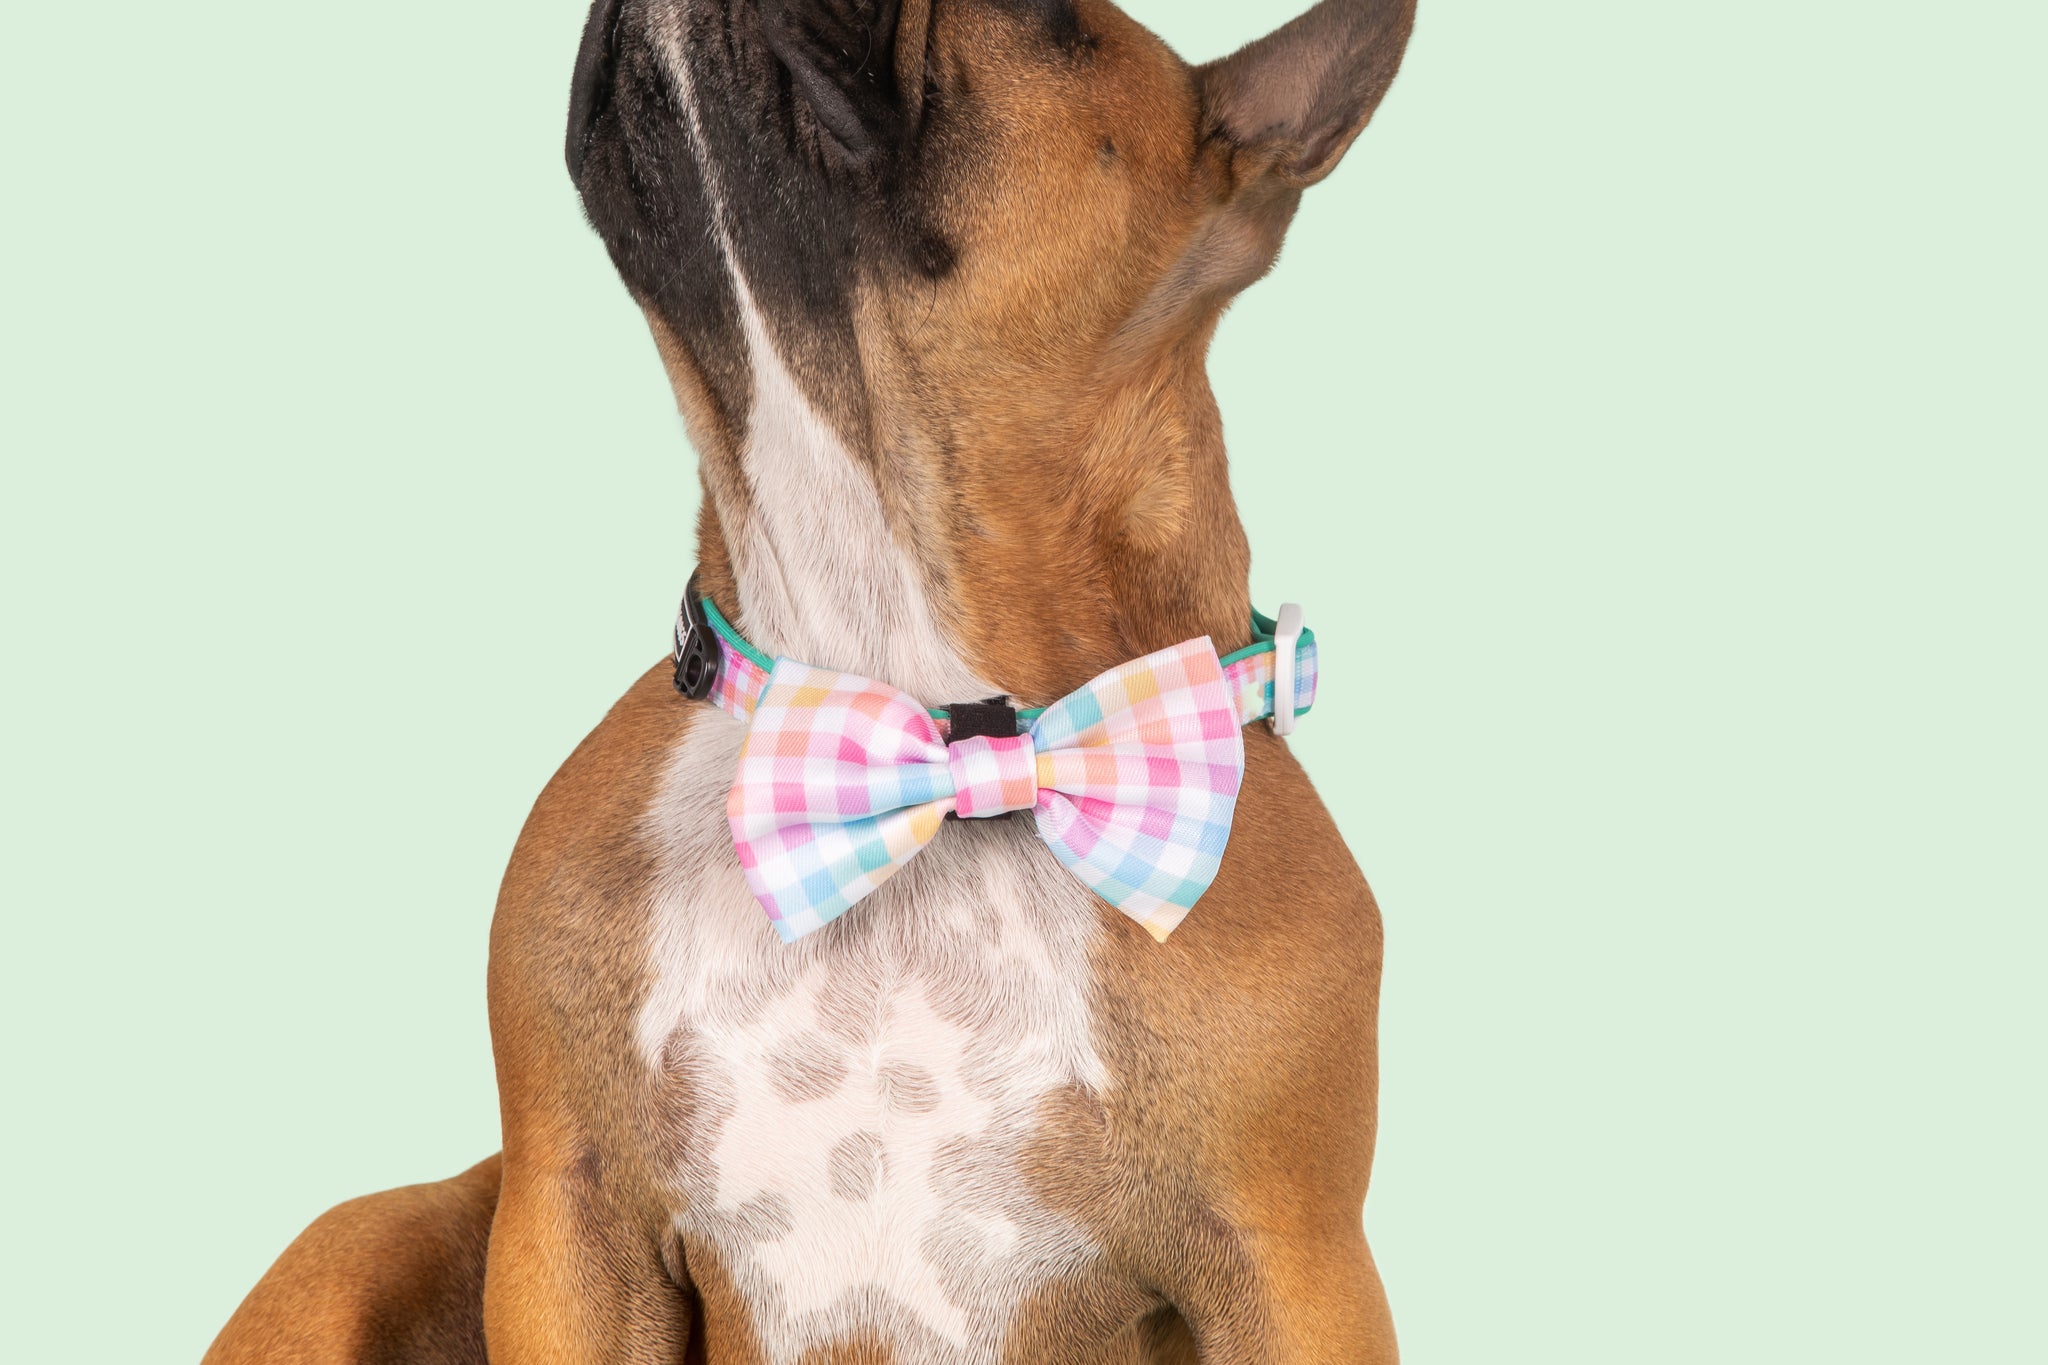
209 1 1415 1360
474 672 1395 1362
204 1157 501 1365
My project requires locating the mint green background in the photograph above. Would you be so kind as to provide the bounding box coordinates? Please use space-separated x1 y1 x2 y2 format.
4 1 2041 1360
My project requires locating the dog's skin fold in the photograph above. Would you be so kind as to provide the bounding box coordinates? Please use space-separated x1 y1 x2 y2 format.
206 2 1416 1361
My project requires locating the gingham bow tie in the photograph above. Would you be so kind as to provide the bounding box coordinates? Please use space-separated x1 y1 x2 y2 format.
728 639 1246 944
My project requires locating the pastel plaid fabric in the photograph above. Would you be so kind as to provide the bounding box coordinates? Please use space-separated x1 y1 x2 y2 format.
948 735 1038 819
1222 632 1319 727
727 639 1246 944
689 599 1314 731
708 641 771 722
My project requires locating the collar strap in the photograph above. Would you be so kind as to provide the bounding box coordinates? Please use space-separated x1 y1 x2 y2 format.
674 576 1317 734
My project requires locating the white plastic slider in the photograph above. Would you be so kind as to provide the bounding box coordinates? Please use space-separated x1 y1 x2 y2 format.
1269 602 1304 738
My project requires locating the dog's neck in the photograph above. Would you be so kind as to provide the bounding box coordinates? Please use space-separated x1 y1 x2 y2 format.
679 306 1256 710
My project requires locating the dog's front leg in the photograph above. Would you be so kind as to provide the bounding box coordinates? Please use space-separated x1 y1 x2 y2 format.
480 684 703 1363
483 1147 694 1364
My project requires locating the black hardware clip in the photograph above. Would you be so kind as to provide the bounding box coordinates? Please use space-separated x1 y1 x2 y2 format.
673 572 721 701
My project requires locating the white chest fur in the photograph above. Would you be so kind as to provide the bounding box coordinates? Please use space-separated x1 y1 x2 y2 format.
656 7 985 703
637 716 1110 1363
636 29 1105 1353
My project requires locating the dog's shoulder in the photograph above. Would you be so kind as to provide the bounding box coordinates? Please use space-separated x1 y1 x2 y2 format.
487 661 700 1045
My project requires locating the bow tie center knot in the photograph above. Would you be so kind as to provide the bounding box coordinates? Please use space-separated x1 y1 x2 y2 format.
947 733 1039 820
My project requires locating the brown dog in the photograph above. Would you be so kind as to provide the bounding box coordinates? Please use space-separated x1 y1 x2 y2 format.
207 1 1415 1361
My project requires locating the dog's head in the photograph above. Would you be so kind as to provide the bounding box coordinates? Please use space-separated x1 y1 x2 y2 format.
567 0 1413 678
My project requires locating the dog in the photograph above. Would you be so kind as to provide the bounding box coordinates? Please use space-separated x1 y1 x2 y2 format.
206 1 1415 1361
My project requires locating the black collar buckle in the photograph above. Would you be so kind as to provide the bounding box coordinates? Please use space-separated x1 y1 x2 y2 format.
945 698 1019 741
673 572 721 701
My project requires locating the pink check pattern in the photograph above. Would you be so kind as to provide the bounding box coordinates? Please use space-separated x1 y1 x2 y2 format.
708 641 772 722
727 639 1245 943
691 603 1316 729
1222 635 1319 728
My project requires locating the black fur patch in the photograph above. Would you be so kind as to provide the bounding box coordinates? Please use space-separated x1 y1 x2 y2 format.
571 5 752 435
759 0 908 163
569 1 964 433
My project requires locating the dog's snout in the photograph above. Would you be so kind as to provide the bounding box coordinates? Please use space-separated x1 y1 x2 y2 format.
566 0 627 183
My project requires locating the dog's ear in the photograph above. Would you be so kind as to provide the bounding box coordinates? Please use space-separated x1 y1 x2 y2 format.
761 0 934 166
1197 0 1417 190
567 0 627 183
1120 0 1415 337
